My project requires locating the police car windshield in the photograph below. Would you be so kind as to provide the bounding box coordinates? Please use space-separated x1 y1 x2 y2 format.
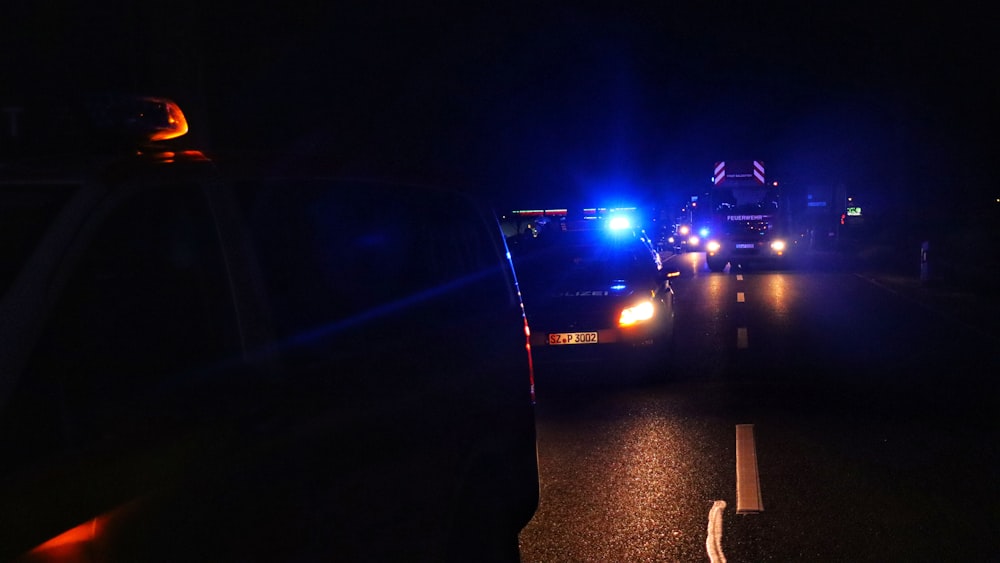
516 229 652 290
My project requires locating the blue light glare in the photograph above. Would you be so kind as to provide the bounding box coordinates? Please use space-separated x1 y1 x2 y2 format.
608 216 631 230
699 227 710 237
610 280 627 291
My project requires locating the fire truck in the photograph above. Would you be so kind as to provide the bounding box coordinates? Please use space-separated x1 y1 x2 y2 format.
703 160 798 272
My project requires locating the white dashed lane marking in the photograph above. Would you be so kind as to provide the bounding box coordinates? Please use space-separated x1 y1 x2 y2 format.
736 275 747 348
735 424 764 514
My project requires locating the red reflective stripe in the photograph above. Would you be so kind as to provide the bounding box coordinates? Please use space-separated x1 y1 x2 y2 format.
524 316 536 404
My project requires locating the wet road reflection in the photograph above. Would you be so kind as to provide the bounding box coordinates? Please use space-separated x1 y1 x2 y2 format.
519 391 730 562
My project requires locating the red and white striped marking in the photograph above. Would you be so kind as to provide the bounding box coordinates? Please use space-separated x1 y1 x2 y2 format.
714 161 726 185
714 160 765 185
753 160 765 184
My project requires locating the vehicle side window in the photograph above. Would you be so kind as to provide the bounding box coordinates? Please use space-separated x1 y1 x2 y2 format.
238 180 511 340
234 179 517 380
3 183 240 462
0 184 75 296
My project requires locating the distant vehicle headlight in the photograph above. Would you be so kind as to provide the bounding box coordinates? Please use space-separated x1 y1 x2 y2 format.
688 235 699 246
667 236 676 244
678 225 690 235
770 240 786 252
618 300 655 326
706 240 722 253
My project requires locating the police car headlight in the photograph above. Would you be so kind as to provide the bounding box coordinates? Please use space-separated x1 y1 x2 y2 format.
706 240 722 253
770 240 786 252
619 300 655 326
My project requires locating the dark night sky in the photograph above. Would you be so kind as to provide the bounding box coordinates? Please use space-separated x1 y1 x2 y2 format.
3 2 996 213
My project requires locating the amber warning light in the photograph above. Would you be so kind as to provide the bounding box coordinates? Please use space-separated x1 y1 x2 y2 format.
147 98 188 141
120 96 189 142
1 94 190 154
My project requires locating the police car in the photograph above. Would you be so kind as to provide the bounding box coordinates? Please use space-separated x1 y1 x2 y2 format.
512 215 679 382
0 95 538 561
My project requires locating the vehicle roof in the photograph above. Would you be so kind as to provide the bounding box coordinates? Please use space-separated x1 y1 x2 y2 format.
204 149 486 195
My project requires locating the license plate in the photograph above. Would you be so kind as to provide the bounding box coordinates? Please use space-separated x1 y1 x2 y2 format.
735 243 755 249
548 332 599 345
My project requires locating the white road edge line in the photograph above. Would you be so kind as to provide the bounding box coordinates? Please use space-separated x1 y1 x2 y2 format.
736 424 764 514
706 500 727 563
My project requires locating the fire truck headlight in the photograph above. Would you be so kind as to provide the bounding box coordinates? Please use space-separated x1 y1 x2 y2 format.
770 240 786 252
706 240 722 253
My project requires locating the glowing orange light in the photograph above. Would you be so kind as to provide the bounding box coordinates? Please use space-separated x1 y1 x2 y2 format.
30 518 100 552
147 98 189 141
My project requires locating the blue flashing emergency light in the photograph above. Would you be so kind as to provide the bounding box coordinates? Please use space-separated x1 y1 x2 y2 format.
608 217 631 230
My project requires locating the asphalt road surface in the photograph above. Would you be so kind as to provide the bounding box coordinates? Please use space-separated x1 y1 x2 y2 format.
518 250 998 562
